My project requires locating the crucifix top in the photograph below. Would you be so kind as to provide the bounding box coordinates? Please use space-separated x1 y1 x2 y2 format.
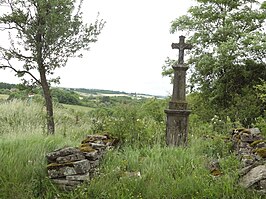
171 35 192 64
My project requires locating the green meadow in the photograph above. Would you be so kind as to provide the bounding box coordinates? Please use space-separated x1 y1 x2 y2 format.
0 99 264 199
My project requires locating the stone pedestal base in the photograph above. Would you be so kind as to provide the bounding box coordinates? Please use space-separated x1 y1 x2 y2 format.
164 109 191 146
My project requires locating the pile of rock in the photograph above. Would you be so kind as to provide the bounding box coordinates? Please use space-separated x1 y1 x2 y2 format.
231 128 266 192
46 134 117 191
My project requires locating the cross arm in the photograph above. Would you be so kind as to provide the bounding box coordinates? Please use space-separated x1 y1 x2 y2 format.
171 43 193 50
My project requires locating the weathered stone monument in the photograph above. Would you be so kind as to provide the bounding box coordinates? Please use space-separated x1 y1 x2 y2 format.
165 35 192 146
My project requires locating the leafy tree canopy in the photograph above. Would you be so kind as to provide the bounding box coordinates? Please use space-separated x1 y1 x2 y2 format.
164 0 266 124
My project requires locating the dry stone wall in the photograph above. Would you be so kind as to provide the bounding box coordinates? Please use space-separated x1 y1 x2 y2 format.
46 134 117 191
231 128 266 193
46 128 266 192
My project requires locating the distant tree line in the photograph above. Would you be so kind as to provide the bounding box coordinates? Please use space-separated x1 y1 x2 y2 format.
0 82 145 108
0 82 16 90
72 88 128 95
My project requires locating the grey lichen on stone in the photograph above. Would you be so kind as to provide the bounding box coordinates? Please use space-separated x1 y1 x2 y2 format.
56 153 85 164
241 133 256 143
48 166 76 179
90 159 100 168
239 165 266 188
89 142 107 150
46 147 80 162
239 161 266 176
84 150 101 160
73 159 90 174
258 179 266 190
250 128 261 135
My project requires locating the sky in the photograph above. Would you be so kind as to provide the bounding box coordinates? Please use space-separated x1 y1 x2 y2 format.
0 0 194 96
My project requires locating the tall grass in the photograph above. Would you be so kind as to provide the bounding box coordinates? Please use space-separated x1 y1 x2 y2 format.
0 100 264 198
60 138 263 199
0 100 91 198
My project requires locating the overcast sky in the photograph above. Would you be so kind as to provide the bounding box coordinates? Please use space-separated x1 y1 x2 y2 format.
0 0 194 96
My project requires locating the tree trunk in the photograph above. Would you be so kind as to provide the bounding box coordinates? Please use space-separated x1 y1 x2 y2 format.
39 67 55 134
35 6 55 135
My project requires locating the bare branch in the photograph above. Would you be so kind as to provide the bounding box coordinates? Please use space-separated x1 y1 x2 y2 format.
0 60 41 85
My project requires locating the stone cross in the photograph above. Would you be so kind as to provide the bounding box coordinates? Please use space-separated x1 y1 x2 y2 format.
165 35 192 146
171 35 193 64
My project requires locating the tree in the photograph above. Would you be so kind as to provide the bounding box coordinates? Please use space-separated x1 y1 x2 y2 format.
164 0 266 125
255 79 266 103
51 88 80 105
0 0 104 134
